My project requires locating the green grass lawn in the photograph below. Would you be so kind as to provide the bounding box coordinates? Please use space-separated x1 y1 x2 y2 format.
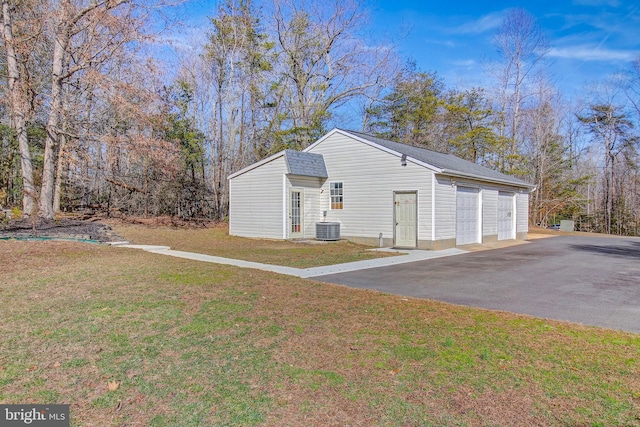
1 239 639 426
110 222 398 269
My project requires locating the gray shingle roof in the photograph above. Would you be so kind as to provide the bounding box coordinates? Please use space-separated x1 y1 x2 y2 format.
284 149 328 178
340 129 533 188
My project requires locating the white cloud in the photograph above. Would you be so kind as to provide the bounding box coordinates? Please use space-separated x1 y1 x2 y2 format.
423 39 457 48
572 0 621 7
449 12 504 34
548 46 638 61
451 59 476 68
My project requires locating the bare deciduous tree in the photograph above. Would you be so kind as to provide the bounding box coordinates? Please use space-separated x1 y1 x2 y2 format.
1 0 41 214
40 0 155 218
271 0 395 148
578 103 636 234
492 8 548 172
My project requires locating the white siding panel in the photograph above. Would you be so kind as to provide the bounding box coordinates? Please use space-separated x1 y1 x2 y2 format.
516 192 529 233
287 176 324 239
229 156 286 239
434 175 456 240
482 188 498 237
307 133 433 242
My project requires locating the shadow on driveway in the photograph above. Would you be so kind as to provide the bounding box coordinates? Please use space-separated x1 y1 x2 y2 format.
314 235 640 334
570 240 640 259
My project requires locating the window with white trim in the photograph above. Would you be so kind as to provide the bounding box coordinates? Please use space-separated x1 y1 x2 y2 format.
330 182 343 210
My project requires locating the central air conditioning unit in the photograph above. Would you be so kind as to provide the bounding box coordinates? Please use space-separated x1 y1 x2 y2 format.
316 222 340 241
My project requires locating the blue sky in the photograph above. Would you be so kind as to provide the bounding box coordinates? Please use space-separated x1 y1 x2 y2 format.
367 0 639 97
170 0 639 100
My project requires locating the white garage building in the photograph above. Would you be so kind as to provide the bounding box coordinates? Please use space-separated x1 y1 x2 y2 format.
228 129 534 249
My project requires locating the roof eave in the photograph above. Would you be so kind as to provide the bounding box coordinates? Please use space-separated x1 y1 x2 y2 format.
228 150 285 180
285 172 328 179
440 170 535 190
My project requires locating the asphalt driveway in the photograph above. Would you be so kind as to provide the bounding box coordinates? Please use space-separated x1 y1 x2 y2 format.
314 235 640 334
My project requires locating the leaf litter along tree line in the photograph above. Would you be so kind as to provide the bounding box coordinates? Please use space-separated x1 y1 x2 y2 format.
1 1 639 235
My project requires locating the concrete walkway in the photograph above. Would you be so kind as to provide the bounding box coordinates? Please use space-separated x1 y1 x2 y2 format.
112 243 467 278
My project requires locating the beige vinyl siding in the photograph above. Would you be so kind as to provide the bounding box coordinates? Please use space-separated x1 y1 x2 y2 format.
433 175 456 240
307 133 433 242
229 156 286 239
287 176 324 239
516 192 529 233
482 188 499 237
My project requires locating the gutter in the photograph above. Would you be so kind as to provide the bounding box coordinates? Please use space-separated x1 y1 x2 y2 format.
440 170 536 191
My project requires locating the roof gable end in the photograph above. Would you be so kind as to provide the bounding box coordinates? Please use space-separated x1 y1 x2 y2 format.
304 128 443 173
312 128 533 189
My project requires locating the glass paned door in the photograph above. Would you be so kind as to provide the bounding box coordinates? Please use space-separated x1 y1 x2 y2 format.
290 190 303 238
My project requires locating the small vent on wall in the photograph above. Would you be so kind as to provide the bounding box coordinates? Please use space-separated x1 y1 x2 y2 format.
316 222 340 241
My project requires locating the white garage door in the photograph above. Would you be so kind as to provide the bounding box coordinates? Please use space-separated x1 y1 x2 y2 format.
498 192 514 241
456 187 480 245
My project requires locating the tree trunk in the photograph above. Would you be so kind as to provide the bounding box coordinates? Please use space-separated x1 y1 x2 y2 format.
53 129 67 214
40 28 67 219
41 0 127 218
1 0 36 215
511 62 522 160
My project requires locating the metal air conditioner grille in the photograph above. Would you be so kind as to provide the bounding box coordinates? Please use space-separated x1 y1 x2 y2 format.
316 222 340 241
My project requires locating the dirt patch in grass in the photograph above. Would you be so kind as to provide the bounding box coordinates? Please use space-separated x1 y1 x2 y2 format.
1 240 639 426
0 215 123 242
107 218 397 268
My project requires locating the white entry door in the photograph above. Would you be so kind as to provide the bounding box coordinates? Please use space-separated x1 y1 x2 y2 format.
394 192 417 248
498 192 515 240
289 189 303 238
456 187 480 245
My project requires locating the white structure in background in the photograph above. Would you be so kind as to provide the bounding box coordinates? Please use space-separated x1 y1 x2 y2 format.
229 129 534 249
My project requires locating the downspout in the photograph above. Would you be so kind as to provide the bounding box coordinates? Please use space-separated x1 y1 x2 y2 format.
282 174 287 239
431 173 436 242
